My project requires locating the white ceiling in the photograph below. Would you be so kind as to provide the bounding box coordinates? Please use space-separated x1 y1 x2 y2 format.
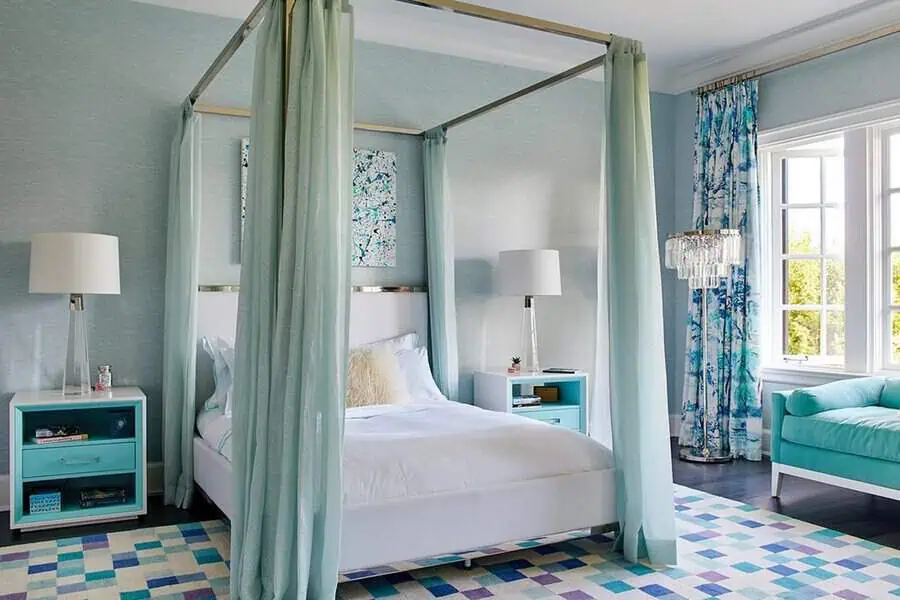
133 0 900 92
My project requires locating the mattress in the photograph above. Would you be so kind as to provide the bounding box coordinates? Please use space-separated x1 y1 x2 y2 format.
196 401 614 508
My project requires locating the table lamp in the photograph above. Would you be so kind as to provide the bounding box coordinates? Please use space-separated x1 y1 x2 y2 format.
498 249 561 373
29 233 121 395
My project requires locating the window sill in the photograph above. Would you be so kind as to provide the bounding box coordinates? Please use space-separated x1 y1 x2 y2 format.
760 366 867 386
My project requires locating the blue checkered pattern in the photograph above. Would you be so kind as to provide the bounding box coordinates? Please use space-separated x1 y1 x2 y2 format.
1 522 229 599
4 485 900 598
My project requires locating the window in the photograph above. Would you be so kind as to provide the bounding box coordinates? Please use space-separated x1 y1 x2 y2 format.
770 141 845 367
761 115 900 374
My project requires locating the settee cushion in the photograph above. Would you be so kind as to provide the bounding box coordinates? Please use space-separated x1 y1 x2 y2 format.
787 377 884 417
782 406 900 463
881 378 900 410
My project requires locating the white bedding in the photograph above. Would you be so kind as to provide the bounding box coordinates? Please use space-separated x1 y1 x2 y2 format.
196 401 613 508
196 407 233 461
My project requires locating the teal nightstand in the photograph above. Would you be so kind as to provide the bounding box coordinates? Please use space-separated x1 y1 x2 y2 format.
474 371 589 434
9 387 147 531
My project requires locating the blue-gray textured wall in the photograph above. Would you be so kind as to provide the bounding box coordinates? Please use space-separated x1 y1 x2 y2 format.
0 0 245 475
667 33 900 419
0 0 678 474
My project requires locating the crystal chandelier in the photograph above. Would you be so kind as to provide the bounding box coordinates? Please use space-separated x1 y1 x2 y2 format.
665 229 742 289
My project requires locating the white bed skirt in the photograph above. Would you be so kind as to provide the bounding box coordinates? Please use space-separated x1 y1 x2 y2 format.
193 436 617 573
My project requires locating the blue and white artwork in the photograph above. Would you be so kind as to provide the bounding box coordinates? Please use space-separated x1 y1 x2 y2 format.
241 143 397 267
240 137 250 259
352 148 397 267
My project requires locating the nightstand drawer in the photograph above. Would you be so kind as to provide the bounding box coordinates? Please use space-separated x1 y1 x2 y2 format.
21 442 136 480
515 407 580 430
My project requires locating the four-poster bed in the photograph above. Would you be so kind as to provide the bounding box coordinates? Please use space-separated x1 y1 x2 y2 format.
191 287 617 574
163 0 676 595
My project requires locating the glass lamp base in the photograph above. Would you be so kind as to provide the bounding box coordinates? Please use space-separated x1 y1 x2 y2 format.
520 297 540 373
63 294 91 396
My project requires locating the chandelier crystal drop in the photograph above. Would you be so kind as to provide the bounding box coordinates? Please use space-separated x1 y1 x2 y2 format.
665 229 742 289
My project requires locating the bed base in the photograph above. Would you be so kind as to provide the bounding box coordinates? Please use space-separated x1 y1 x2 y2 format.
193 436 618 577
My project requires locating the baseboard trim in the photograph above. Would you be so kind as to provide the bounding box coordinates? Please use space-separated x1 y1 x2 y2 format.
1 474 8 512
148 461 163 496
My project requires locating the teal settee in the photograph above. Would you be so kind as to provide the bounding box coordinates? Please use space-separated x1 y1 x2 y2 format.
771 377 900 500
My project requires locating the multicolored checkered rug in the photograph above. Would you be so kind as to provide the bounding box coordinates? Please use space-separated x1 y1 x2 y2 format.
4 485 900 598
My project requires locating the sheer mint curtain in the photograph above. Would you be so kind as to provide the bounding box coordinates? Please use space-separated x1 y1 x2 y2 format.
423 128 459 402
230 0 354 597
162 102 201 510
681 81 762 461
604 36 677 565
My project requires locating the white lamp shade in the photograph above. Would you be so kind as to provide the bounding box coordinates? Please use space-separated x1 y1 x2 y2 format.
498 249 561 296
29 233 121 295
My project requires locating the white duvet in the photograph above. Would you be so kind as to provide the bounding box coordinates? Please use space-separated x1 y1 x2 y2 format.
197 401 613 508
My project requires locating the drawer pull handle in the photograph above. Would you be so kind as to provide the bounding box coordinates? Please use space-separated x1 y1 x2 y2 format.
59 456 101 465
547 418 561 424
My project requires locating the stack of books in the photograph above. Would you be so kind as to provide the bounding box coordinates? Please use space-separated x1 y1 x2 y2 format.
33 426 88 444
512 394 542 408
80 488 128 509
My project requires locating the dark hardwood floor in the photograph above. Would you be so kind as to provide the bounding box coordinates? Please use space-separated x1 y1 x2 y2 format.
3 441 899 552
671 438 900 550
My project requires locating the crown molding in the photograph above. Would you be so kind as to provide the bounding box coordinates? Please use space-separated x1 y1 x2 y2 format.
662 0 900 95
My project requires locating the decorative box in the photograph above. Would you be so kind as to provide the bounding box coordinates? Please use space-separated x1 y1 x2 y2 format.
29 490 62 514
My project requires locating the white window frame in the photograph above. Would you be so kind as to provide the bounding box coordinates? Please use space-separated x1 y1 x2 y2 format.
768 145 845 368
879 124 900 368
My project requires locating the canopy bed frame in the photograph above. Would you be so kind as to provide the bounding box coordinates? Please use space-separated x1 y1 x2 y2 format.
176 0 621 578
187 0 611 135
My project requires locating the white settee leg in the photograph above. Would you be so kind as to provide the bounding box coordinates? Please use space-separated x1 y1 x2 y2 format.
771 465 784 498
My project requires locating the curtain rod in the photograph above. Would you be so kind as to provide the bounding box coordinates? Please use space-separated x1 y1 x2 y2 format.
194 103 423 135
391 0 610 46
185 0 611 107
697 21 900 95
435 54 606 131
189 0 267 105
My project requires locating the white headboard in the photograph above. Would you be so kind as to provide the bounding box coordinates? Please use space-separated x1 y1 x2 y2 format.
195 287 428 406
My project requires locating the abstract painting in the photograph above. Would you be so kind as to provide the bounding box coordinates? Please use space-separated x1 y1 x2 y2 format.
239 137 249 259
352 148 397 267
240 143 398 268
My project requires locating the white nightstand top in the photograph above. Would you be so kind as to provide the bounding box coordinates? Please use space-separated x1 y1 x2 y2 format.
480 370 587 382
11 387 146 406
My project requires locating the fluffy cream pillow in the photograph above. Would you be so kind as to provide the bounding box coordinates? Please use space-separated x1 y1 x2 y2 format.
346 347 411 408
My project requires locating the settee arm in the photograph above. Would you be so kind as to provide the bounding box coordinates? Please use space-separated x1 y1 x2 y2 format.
770 391 788 463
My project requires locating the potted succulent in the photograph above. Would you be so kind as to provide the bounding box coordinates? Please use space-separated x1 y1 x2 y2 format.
508 355 521 374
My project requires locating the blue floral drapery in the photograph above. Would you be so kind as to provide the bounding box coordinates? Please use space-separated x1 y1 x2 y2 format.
680 80 762 461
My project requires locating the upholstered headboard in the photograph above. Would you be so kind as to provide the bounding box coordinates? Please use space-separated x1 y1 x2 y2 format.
194 287 428 408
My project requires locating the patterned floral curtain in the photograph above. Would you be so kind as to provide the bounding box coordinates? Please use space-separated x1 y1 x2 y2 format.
680 80 763 461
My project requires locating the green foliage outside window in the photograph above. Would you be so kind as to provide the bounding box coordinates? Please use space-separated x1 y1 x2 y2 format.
784 229 845 360
785 230 900 362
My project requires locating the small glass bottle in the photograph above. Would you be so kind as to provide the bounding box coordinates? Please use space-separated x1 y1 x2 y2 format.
96 365 112 392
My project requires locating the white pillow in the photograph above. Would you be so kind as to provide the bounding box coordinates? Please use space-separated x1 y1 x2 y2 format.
396 347 448 404
346 347 411 408
358 332 419 354
200 336 235 417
